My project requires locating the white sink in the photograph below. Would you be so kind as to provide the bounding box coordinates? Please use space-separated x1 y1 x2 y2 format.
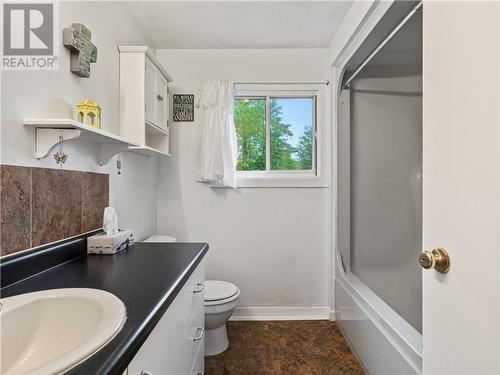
0 288 126 375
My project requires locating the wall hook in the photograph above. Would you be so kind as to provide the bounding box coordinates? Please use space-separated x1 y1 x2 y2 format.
54 136 68 173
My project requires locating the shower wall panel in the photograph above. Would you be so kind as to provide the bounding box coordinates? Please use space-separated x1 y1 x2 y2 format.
350 74 422 332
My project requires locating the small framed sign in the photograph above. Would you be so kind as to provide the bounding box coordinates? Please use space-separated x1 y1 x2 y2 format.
173 94 195 122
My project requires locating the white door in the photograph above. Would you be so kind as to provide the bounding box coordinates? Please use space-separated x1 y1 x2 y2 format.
423 2 500 374
145 58 158 126
157 72 169 132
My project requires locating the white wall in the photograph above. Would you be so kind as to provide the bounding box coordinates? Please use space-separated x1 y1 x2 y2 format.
1 2 159 240
328 0 379 66
156 49 331 318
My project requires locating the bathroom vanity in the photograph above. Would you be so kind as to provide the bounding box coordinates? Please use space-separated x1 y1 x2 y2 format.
127 259 205 375
0 233 208 375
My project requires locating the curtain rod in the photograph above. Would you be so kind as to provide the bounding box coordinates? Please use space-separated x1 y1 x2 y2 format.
342 1 422 89
234 81 329 86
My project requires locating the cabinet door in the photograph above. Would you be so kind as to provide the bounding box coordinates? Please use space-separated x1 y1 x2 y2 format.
157 73 169 132
190 342 204 375
144 58 158 126
127 260 205 375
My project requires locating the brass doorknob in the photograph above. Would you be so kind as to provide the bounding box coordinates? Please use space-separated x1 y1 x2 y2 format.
419 248 450 274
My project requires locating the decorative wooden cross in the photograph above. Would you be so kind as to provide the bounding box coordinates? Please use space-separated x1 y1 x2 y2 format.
63 23 97 78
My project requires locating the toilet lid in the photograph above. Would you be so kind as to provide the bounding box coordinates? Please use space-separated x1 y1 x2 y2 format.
205 280 239 301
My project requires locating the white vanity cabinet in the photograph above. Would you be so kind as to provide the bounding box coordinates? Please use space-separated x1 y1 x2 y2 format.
119 46 173 156
127 260 205 375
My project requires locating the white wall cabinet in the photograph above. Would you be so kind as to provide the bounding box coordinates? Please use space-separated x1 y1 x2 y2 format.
127 259 205 375
157 73 170 131
144 58 158 127
119 46 173 157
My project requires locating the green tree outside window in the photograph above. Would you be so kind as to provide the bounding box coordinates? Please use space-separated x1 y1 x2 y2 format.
234 96 314 172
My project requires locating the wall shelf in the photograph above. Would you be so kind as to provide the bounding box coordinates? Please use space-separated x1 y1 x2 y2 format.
145 121 168 136
23 119 139 165
129 145 172 158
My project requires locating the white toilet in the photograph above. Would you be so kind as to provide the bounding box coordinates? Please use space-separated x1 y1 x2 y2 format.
204 280 240 356
143 236 239 356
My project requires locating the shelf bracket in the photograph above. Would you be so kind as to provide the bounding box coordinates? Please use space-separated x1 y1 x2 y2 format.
35 128 81 159
98 144 132 166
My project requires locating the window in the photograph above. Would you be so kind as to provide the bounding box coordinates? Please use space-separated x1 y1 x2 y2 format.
234 95 317 174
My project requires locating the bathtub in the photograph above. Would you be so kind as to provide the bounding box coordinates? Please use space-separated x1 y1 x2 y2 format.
335 248 422 374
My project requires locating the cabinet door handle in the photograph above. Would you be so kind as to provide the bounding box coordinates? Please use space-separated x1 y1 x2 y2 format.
141 371 152 375
193 283 204 293
193 327 205 341
156 94 164 101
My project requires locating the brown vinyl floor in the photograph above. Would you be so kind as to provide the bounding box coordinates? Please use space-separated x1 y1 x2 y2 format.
205 321 366 375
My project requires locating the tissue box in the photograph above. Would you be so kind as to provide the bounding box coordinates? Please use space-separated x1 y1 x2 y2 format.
87 230 135 255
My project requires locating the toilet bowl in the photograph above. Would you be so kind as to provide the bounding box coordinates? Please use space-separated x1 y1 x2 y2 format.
204 280 240 356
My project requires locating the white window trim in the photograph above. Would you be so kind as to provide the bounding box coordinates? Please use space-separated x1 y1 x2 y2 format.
233 84 330 188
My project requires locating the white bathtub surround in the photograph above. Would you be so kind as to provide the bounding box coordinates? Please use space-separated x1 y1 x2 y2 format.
348 73 422 333
330 1 425 373
197 80 238 189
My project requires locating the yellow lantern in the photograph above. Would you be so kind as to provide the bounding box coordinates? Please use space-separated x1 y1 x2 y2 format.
76 99 101 128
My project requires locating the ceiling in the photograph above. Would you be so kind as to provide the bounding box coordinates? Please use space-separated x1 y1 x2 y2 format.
123 1 353 49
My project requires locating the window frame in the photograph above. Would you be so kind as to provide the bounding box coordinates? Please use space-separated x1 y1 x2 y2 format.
233 85 329 188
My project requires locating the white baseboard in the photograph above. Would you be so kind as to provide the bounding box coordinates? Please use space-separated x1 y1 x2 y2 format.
329 310 337 321
230 307 330 321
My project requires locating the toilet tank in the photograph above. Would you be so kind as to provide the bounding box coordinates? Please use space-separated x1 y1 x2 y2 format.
143 235 177 243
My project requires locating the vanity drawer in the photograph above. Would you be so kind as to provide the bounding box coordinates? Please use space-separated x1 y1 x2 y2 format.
127 259 205 375
187 262 205 318
190 340 205 375
187 288 205 370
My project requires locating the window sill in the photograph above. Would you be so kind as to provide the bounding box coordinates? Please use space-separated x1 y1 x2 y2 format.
235 172 329 188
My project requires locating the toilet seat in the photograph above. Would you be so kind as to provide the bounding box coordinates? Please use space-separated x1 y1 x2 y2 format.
205 280 240 306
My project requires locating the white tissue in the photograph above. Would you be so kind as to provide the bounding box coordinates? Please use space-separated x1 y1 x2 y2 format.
103 206 119 235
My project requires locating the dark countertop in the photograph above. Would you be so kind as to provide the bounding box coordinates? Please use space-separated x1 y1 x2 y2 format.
0 242 209 375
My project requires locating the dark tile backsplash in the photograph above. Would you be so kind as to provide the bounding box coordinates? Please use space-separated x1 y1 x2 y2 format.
31 168 83 247
1 165 31 253
82 171 110 233
0 165 109 256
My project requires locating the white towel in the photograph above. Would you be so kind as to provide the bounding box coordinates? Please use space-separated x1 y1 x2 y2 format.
197 80 238 188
